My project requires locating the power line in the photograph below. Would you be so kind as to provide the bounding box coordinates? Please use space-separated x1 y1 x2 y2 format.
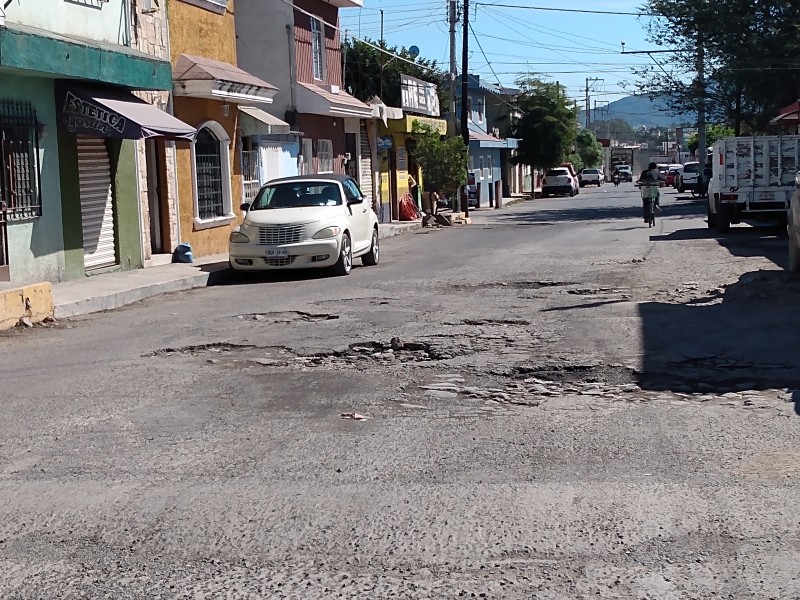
474 3 651 16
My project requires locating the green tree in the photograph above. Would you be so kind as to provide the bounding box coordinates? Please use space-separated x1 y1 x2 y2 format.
687 123 735 153
409 123 468 202
636 0 800 134
510 78 578 169
575 130 604 168
343 38 447 109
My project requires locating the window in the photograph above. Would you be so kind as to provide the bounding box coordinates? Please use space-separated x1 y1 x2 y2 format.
140 0 161 13
191 121 234 228
477 99 484 123
0 100 43 220
467 97 473 121
478 156 484 179
317 139 333 173
342 179 362 202
469 155 474 171
485 156 492 180
250 182 343 210
311 17 325 81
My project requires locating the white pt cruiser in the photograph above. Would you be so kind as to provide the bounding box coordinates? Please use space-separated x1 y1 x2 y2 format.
229 174 380 276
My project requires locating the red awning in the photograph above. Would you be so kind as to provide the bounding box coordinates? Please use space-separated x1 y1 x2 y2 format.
770 101 800 125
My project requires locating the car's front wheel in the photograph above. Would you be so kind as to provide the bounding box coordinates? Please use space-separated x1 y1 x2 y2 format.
333 233 353 276
362 228 379 266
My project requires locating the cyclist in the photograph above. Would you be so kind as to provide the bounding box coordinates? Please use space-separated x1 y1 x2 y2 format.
637 162 665 222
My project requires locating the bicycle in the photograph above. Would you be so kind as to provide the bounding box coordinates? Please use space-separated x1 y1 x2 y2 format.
637 181 661 228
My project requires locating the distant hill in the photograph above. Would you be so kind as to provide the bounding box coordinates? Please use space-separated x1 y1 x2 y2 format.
582 95 695 128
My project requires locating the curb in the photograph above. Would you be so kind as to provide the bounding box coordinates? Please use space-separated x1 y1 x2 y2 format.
53 265 229 320
53 225 422 320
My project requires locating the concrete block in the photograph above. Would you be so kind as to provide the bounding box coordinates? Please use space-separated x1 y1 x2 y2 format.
0 282 54 331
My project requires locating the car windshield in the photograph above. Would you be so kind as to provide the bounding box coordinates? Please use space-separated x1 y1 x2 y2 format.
250 181 343 210
547 169 569 177
583 169 599 174
683 163 700 173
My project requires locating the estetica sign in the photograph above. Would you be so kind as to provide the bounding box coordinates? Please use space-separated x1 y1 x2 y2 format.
62 91 127 136
400 74 440 117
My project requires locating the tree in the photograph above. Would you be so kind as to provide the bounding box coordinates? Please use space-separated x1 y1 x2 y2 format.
343 38 448 109
575 130 604 168
590 119 637 143
687 123 735 153
635 0 800 134
408 123 468 202
510 78 578 169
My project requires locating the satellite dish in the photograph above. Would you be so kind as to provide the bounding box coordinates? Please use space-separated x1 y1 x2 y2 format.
408 45 420 59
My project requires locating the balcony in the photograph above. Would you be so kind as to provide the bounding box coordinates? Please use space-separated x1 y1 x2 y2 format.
323 0 363 8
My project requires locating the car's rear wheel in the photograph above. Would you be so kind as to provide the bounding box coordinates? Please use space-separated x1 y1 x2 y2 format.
362 228 379 266
333 233 352 276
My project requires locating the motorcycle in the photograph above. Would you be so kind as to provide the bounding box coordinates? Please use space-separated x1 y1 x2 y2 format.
612 174 620 186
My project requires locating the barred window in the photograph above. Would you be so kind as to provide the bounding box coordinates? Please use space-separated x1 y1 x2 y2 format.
195 127 225 220
0 100 43 220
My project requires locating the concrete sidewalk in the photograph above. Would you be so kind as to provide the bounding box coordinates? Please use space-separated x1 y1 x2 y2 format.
51 220 422 320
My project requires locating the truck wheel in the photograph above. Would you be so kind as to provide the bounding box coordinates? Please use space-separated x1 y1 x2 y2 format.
790 233 800 273
707 200 716 228
715 200 731 233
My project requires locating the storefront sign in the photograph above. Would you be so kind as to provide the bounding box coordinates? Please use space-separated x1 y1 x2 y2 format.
400 74 440 117
377 136 393 151
60 90 129 137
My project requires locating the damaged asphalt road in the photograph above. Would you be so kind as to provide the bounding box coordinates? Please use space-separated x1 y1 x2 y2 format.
1 185 800 599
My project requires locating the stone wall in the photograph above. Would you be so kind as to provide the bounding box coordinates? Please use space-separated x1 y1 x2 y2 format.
132 2 180 259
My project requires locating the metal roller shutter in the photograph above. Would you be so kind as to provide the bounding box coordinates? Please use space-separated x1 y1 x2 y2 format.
359 122 373 200
77 137 117 270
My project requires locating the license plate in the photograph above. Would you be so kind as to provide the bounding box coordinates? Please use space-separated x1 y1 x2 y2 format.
266 248 289 258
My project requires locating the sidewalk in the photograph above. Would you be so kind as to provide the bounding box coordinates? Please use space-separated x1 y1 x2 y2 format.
0 221 423 328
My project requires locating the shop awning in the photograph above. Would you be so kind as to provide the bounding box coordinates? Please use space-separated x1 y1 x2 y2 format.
469 131 518 149
238 106 292 135
56 83 196 140
294 82 373 118
173 54 278 105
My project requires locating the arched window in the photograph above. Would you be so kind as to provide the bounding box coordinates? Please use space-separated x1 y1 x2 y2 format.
191 121 234 229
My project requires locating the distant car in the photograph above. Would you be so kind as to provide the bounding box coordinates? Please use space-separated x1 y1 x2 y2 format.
789 172 800 272
579 168 603 187
616 165 633 182
672 165 684 189
542 168 576 197
229 174 379 276
678 161 701 193
665 167 680 187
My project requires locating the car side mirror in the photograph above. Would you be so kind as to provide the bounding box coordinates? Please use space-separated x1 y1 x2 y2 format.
240 202 250 212
347 196 364 205
795 171 800 188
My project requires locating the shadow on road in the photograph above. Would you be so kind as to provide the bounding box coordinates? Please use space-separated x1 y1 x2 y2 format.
638 270 800 402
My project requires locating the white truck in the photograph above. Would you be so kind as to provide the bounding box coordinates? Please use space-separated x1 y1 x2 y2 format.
708 136 799 232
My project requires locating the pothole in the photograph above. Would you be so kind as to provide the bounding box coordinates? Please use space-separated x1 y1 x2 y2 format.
507 363 639 386
452 280 572 291
238 311 339 323
459 318 531 326
148 338 472 369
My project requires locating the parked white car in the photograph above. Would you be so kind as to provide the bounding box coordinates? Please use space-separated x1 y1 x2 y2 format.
579 168 603 187
542 168 577 197
229 174 379 276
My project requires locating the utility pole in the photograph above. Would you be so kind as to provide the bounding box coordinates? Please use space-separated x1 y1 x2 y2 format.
460 0 470 217
380 10 384 46
448 0 458 133
584 77 602 130
696 30 707 166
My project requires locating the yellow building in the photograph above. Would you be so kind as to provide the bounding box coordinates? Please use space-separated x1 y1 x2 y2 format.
376 113 447 221
168 0 282 258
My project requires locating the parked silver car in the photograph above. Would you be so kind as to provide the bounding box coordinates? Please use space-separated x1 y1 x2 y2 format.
789 172 800 272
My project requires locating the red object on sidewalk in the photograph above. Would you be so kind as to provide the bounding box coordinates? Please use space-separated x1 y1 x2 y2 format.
398 193 421 221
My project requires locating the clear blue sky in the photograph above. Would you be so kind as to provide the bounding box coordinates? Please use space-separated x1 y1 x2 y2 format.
340 0 663 111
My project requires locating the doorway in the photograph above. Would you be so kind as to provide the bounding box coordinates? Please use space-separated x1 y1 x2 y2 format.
345 132 358 179
145 139 167 256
